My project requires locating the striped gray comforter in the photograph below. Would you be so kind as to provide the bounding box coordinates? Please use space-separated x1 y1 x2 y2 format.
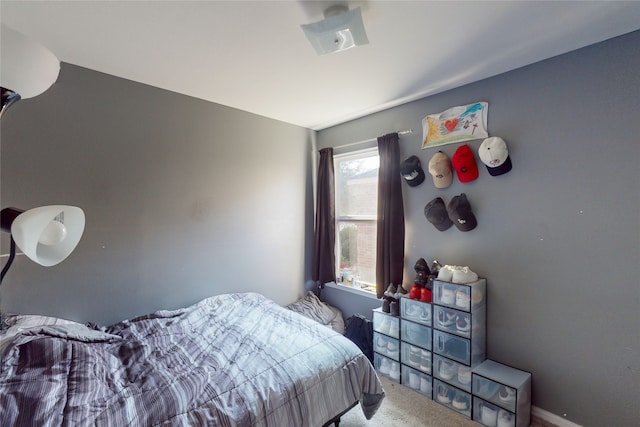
0 293 384 426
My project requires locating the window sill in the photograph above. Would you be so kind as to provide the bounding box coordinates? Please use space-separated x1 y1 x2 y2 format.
324 282 380 300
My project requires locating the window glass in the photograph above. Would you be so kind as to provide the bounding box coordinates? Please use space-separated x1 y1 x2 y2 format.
334 149 378 293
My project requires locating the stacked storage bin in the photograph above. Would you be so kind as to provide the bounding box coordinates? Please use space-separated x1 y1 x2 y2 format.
431 278 487 418
372 276 532 424
399 297 433 397
372 307 401 382
472 360 532 427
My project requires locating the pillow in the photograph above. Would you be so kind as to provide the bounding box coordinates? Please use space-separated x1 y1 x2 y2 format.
327 305 345 334
286 291 345 333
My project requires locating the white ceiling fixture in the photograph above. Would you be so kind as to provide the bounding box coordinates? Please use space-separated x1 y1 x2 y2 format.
301 5 369 55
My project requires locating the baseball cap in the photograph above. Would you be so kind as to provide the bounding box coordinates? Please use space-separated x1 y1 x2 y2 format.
447 193 477 232
478 137 512 176
424 197 454 231
400 155 425 187
428 151 453 188
451 144 479 183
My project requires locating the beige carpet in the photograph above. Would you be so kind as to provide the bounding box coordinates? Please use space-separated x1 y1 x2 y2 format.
337 376 479 427
336 375 550 427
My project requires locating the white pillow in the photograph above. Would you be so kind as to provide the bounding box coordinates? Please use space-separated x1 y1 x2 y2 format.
328 305 345 334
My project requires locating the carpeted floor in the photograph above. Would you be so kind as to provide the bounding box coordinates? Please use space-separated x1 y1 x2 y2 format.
337 376 479 427
336 376 548 427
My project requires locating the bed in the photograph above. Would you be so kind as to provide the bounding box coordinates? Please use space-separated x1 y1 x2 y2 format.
0 292 384 426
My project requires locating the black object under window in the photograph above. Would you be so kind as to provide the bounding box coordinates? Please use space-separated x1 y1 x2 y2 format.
344 314 374 363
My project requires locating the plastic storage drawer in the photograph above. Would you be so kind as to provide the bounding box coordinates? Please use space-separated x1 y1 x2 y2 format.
473 397 516 427
433 354 473 392
402 364 432 398
432 278 486 312
434 305 473 338
372 308 400 339
400 297 432 326
472 360 531 427
401 319 432 350
374 352 400 382
434 328 486 367
433 379 472 418
400 341 431 374
373 332 400 361
433 329 472 365
473 376 518 412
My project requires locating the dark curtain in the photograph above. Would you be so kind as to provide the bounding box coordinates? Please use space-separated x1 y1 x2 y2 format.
376 133 405 298
312 148 336 287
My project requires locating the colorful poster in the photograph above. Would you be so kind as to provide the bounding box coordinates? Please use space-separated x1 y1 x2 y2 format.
422 102 488 149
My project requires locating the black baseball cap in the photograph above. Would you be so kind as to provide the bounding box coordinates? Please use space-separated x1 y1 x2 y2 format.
425 197 454 231
400 155 425 187
447 193 477 232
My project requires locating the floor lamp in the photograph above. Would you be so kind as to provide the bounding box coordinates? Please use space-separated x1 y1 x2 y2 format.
1 25 85 285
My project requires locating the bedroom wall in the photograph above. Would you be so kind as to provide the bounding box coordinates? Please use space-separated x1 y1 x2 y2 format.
317 31 640 427
0 63 315 326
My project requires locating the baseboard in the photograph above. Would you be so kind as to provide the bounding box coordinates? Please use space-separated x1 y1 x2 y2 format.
532 406 583 427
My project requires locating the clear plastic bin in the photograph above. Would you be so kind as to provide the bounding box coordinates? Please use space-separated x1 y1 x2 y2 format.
432 278 486 312
433 329 472 365
433 354 472 392
434 305 471 338
373 308 400 339
401 364 432 398
400 297 432 326
373 332 400 361
401 319 432 350
472 360 531 426
473 397 516 427
433 379 471 418
400 341 431 374
374 352 401 382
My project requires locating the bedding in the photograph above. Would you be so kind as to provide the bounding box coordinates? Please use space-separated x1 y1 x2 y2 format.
0 292 384 426
286 290 345 334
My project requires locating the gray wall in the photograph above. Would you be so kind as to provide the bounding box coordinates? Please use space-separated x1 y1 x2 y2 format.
1 29 638 427
317 31 640 427
1 63 315 325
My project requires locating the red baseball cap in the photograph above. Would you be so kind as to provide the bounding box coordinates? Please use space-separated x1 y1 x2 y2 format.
452 144 479 183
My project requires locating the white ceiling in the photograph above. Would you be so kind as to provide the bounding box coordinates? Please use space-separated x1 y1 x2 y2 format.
2 1 640 130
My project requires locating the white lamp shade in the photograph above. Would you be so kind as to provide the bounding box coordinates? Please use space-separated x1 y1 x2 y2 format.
301 7 369 55
1 23 60 99
11 206 85 267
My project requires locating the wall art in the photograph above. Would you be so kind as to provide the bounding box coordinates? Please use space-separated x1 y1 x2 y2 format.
422 101 488 149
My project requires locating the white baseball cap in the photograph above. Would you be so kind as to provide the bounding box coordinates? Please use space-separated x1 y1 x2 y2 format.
478 137 512 176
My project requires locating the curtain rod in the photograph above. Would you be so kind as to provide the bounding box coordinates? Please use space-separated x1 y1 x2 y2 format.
333 129 413 150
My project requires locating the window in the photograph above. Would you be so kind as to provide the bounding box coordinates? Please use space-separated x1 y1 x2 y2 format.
334 148 378 294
